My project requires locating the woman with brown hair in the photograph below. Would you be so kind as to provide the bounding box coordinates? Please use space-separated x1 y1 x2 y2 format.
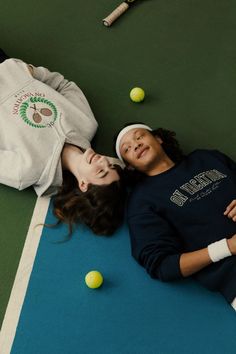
0 49 126 235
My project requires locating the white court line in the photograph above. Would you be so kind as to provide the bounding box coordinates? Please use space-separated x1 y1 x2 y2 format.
0 196 50 354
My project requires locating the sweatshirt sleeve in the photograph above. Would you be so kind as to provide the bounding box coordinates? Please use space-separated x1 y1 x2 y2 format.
128 210 184 282
211 150 236 173
0 150 21 189
29 64 95 118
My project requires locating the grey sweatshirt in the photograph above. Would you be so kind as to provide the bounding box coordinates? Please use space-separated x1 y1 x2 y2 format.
0 59 98 196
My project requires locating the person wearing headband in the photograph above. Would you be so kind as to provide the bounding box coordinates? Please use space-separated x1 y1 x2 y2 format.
114 123 236 310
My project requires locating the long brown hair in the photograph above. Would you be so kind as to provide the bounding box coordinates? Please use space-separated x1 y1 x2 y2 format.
52 165 126 236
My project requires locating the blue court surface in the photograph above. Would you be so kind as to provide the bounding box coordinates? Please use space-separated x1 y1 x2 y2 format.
10 202 236 354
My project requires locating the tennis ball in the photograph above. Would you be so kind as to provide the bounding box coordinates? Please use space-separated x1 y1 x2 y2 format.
85 271 103 289
130 87 145 103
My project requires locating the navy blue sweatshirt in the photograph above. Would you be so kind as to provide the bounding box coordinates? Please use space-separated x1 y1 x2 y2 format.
127 149 236 303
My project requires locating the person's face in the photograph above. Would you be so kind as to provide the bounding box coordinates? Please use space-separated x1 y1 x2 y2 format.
78 148 120 192
119 128 165 173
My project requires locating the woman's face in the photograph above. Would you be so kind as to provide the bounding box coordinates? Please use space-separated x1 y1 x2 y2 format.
77 148 120 192
119 128 164 173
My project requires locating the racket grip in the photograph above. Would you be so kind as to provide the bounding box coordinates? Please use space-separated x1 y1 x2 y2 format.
103 2 129 27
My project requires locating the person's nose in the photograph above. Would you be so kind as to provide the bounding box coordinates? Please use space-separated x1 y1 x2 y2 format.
134 141 143 151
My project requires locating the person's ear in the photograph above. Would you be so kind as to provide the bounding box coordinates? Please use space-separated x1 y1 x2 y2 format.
155 135 163 144
78 179 88 192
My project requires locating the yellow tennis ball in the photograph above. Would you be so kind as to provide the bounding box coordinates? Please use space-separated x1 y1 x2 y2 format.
85 271 103 289
130 87 145 102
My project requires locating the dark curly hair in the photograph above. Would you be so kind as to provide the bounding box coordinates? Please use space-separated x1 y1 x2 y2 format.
52 165 126 237
150 127 184 164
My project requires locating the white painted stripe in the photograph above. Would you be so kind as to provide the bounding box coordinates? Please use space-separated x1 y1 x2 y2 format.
231 297 236 311
0 196 50 354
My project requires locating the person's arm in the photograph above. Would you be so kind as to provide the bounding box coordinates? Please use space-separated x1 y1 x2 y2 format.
211 149 236 173
180 234 236 277
128 210 235 281
224 199 236 222
0 150 21 189
209 150 236 222
128 211 184 281
27 64 95 119
180 248 212 277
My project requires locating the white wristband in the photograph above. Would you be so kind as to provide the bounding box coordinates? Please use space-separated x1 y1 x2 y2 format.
208 238 232 262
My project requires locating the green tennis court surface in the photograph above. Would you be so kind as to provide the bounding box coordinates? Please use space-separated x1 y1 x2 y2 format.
1 0 236 351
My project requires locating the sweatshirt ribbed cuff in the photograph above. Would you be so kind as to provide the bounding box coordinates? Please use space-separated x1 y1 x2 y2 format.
207 238 232 263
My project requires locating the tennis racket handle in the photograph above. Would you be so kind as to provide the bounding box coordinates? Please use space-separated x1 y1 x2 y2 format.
103 2 130 27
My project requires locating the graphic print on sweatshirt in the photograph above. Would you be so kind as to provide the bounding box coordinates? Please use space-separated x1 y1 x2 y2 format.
170 169 227 207
12 90 58 128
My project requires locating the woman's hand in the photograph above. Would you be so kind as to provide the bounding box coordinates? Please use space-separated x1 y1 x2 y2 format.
224 199 236 222
227 234 236 255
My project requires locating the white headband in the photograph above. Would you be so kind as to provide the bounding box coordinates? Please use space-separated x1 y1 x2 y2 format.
115 124 152 161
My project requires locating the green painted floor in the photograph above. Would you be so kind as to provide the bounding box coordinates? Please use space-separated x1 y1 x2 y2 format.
0 186 36 327
1 0 236 328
